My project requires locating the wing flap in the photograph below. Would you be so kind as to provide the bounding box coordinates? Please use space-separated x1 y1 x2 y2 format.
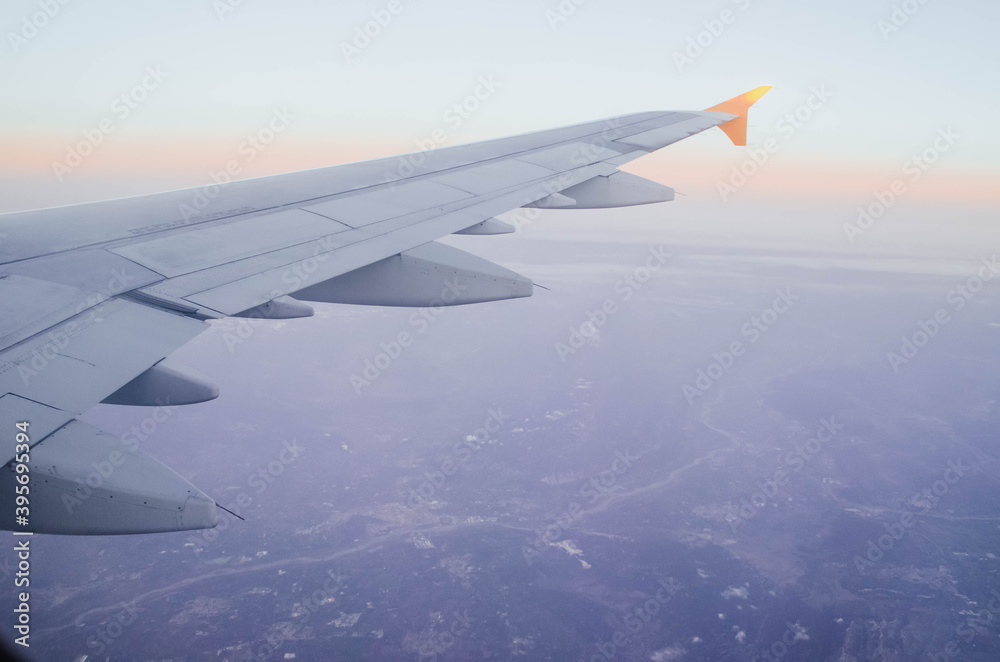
303 180 472 228
615 113 721 150
0 298 206 421
0 274 105 351
429 159 558 196
163 161 616 315
515 141 626 171
110 208 352 278
0 395 74 452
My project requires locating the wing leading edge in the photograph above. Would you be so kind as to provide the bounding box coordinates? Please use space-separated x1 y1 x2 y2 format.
0 88 770 535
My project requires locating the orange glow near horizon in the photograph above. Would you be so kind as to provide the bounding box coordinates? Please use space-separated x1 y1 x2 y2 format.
624 158 1000 205
3 133 999 208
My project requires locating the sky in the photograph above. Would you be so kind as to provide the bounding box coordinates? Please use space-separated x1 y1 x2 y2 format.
1 0 997 255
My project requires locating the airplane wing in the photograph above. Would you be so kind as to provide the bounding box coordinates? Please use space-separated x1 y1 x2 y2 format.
0 87 770 535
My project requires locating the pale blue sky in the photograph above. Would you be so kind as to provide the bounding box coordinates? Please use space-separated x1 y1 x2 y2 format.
3 0 997 158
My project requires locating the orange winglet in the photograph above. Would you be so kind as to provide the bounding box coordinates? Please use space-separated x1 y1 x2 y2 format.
705 86 772 146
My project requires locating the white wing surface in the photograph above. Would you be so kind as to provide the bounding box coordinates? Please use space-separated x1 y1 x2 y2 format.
0 87 770 534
